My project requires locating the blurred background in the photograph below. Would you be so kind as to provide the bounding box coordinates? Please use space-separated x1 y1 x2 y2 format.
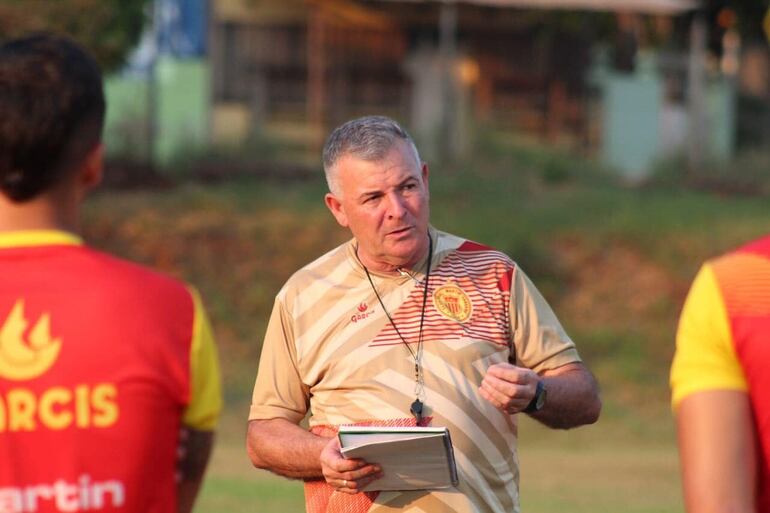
2 0 769 511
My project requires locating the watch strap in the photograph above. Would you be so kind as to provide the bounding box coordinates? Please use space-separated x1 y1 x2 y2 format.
523 380 545 413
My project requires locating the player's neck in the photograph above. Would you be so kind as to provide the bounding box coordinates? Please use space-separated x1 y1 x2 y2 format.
0 193 79 234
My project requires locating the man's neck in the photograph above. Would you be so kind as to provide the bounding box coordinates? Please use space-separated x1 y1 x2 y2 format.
0 193 78 233
356 238 431 276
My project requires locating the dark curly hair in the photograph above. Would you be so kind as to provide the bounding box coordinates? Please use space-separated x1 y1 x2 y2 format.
0 33 105 202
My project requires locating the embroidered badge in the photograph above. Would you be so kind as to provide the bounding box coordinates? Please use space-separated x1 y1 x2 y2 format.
433 284 473 323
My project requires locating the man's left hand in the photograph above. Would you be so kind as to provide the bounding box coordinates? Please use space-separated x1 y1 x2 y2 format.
320 437 382 494
479 363 540 414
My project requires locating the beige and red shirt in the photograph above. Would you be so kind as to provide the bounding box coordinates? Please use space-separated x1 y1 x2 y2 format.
250 228 581 513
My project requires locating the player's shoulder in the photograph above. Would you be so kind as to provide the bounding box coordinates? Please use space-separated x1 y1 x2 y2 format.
705 235 770 313
79 245 192 302
734 234 770 260
277 241 350 300
710 234 770 276
435 229 514 267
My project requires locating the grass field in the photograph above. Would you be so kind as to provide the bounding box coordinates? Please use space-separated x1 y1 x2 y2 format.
192 411 682 513
83 145 770 512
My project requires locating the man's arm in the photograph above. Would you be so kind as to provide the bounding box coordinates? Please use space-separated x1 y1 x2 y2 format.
246 418 381 492
479 362 600 429
177 290 221 513
246 418 328 478
676 390 756 513
176 427 215 513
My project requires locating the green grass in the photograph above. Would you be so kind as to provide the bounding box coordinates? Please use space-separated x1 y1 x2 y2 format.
519 421 682 513
192 412 681 513
196 476 304 512
83 147 770 512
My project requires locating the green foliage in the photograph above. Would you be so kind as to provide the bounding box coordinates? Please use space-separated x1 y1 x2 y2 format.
649 149 770 197
466 127 616 187
0 0 150 71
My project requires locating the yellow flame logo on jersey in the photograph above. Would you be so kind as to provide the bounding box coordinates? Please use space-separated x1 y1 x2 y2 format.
0 300 62 381
433 284 473 323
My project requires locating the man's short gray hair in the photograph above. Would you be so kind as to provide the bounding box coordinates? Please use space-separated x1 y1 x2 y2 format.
322 115 421 196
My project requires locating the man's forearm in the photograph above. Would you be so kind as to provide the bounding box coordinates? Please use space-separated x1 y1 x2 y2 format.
531 363 601 429
247 418 330 479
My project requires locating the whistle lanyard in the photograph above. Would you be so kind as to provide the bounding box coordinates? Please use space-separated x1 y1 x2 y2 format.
362 233 432 424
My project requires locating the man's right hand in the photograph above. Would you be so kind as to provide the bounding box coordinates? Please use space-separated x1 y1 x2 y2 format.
320 437 382 494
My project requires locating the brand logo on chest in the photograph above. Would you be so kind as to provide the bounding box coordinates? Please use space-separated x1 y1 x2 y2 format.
351 302 376 323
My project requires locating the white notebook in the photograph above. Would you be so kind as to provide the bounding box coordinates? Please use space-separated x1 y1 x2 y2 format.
338 425 459 492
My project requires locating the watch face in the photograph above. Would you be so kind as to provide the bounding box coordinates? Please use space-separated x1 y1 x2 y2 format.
535 386 547 410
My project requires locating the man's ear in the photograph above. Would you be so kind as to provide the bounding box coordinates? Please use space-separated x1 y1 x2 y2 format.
78 143 104 191
324 192 349 228
421 162 430 198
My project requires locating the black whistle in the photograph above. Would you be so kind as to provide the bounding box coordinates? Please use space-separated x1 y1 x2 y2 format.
410 399 423 424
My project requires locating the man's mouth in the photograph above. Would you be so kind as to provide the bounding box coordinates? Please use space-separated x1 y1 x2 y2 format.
388 226 413 236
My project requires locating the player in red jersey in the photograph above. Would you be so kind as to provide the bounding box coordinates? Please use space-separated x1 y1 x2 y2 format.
0 34 221 513
672 235 770 513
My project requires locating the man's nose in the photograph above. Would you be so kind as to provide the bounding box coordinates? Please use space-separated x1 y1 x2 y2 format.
385 192 407 219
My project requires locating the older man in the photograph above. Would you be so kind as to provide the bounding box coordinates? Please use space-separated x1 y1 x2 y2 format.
247 115 600 513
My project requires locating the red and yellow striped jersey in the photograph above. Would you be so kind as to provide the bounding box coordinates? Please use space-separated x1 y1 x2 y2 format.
672 235 770 511
0 230 221 513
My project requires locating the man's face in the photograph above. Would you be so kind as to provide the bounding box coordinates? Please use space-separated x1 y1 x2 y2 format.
325 140 430 272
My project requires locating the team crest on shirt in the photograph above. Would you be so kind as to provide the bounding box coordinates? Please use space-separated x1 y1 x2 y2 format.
433 284 473 323
0 299 62 380
0 300 120 433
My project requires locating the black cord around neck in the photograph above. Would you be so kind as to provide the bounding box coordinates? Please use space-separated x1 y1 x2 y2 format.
361 233 433 422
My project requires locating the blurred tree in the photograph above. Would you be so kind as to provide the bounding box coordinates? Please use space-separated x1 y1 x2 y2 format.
0 0 150 72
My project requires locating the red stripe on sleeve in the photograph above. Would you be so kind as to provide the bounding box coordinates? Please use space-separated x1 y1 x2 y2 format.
458 240 493 252
498 268 514 292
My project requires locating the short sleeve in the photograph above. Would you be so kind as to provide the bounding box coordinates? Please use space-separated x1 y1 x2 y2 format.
249 297 309 424
182 287 223 431
670 264 748 409
510 266 581 372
